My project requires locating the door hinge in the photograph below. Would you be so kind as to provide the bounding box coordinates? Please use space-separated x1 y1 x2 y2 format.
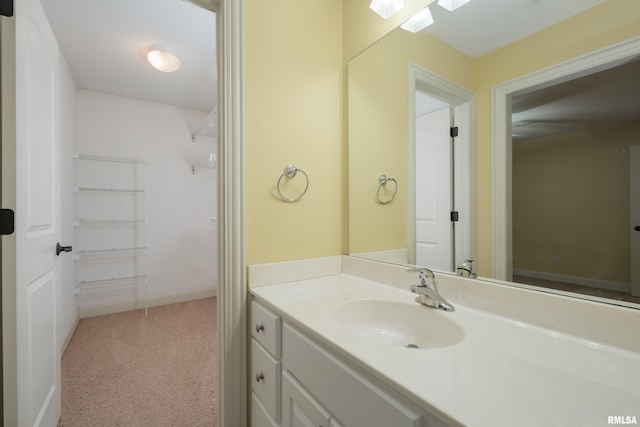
0 0 13 17
450 211 459 222
0 209 15 235
450 126 459 138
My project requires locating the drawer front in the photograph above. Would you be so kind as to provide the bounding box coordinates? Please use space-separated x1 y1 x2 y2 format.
251 393 278 427
283 323 424 427
252 339 282 422
252 300 282 358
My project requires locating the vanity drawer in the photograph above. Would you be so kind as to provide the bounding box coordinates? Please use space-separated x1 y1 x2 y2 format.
251 338 282 423
251 392 278 427
252 300 282 358
283 323 424 427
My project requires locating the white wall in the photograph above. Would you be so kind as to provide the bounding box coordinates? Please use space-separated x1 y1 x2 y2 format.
75 90 217 311
58 50 78 350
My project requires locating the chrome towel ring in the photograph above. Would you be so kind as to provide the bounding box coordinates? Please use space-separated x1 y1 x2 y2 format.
376 175 398 204
277 164 309 202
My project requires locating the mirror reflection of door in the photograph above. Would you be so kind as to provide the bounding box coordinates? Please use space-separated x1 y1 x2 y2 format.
415 105 453 271
407 66 474 272
511 58 640 304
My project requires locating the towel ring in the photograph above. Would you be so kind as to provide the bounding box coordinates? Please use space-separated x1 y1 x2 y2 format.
277 164 309 202
376 175 397 204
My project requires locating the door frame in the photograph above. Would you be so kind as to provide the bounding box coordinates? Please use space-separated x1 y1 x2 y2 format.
491 35 640 281
1 13 18 425
214 1 246 425
2 0 247 425
407 62 475 269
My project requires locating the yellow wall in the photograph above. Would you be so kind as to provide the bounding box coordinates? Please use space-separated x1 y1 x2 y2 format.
245 0 343 264
473 0 640 275
513 121 640 283
348 28 473 253
245 0 640 270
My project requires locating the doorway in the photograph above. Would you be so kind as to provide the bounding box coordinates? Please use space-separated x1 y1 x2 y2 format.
492 37 640 304
45 0 218 423
1 0 246 425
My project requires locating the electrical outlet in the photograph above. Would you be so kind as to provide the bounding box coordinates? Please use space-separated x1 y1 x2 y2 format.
552 256 561 265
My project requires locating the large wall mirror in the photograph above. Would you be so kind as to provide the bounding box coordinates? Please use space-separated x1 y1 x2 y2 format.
347 0 640 308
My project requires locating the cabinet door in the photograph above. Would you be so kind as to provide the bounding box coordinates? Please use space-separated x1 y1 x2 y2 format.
282 371 332 427
283 323 424 427
252 393 278 427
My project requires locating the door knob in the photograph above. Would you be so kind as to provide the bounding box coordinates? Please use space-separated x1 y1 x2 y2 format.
635 226 640 231
56 243 72 256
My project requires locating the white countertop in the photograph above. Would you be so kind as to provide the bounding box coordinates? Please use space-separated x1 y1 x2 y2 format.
250 273 640 427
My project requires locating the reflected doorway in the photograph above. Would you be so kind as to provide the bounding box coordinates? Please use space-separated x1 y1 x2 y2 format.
508 56 640 303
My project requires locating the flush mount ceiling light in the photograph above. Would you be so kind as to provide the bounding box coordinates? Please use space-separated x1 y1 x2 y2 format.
437 0 472 12
146 48 181 73
369 0 404 19
401 7 434 33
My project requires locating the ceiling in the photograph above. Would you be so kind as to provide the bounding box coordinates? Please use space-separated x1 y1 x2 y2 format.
41 0 216 112
41 0 636 139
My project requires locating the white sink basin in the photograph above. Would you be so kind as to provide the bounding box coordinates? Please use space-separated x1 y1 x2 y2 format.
333 299 464 349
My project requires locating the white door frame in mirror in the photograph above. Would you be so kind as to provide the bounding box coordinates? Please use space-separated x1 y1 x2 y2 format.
407 63 476 269
492 36 640 281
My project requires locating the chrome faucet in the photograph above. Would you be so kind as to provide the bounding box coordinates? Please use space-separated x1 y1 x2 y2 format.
456 259 477 278
407 268 455 312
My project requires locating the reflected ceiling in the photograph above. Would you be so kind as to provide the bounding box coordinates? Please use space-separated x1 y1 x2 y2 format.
512 57 640 141
426 0 607 58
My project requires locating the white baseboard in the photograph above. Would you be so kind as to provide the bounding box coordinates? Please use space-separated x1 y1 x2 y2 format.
61 311 80 356
79 287 217 319
513 269 630 293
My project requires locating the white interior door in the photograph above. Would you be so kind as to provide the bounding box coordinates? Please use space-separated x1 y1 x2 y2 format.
631 145 640 297
15 0 62 424
415 107 452 271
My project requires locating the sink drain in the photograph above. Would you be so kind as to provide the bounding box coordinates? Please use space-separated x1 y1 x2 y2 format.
405 344 419 349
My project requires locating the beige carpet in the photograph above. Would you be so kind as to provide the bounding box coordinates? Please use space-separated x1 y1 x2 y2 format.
58 298 217 427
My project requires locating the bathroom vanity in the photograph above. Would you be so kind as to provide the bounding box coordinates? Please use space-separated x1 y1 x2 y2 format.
248 256 640 427
250 298 442 427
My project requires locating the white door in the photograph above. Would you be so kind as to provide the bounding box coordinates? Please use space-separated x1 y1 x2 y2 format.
14 0 62 424
631 145 640 297
415 107 452 271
